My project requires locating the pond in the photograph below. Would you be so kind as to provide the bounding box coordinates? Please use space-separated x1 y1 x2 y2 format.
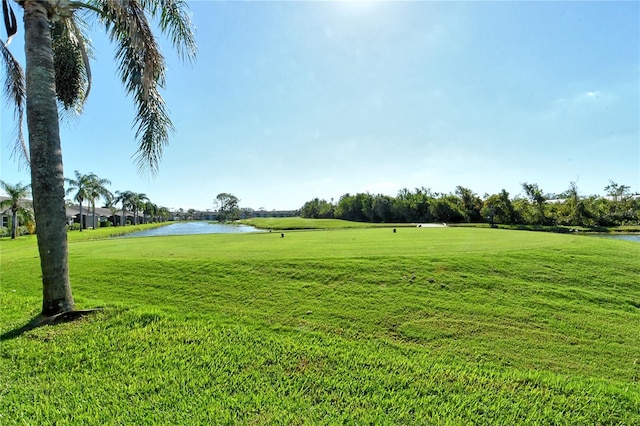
118 221 264 238
589 234 640 243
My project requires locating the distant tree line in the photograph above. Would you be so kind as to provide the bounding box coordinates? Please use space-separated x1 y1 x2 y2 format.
300 181 640 227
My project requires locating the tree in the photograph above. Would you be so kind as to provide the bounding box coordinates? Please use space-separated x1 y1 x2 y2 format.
454 186 482 222
1 0 196 316
521 182 548 225
559 181 587 226
0 180 31 239
300 198 334 219
104 198 120 226
157 206 171 222
604 180 631 203
65 170 94 231
114 190 134 226
215 193 240 222
66 171 111 230
429 195 465 223
143 201 158 223
482 190 518 225
371 194 394 222
87 175 112 229
130 192 149 225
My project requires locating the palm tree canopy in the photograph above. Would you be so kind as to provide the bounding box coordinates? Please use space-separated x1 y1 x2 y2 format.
86 174 112 207
143 200 158 215
1 0 197 173
115 190 138 218
131 192 149 209
65 170 94 204
0 179 30 212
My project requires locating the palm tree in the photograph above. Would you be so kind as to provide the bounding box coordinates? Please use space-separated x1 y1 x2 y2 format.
1 1 196 317
104 198 120 226
130 192 149 225
65 170 93 231
114 190 134 226
0 180 31 239
143 200 158 223
86 174 112 229
157 206 171 222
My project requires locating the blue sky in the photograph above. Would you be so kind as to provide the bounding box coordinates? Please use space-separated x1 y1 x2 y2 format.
1 0 638 211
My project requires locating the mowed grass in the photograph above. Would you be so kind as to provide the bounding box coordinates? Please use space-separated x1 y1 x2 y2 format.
240 216 416 230
1 226 639 424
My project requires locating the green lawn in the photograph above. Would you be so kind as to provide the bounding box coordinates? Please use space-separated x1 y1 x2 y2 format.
240 216 415 230
1 225 639 424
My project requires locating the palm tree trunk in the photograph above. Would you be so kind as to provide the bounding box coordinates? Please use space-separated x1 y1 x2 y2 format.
24 1 75 316
11 208 18 239
79 201 83 231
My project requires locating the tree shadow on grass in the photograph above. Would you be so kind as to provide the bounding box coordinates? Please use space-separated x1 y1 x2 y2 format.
1 308 103 341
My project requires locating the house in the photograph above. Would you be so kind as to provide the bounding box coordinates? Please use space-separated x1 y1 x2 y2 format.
249 209 299 218
65 205 133 228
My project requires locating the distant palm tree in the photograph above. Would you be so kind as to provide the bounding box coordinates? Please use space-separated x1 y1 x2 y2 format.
130 192 149 225
0 0 195 317
86 175 112 229
104 198 120 226
0 180 31 239
143 201 158 223
65 171 94 231
157 206 171 222
115 190 135 226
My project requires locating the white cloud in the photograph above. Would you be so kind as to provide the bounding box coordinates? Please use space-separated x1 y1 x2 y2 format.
551 89 616 111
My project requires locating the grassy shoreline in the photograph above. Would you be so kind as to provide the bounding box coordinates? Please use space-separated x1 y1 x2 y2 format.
1 223 639 423
241 216 640 234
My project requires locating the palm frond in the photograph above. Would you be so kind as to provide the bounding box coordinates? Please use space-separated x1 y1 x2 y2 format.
92 0 172 174
2 0 17 45
0 40 28 167
132 85 173 173
140 0 197 63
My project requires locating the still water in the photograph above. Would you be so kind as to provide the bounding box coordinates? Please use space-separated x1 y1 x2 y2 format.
592 234 640 243
118 221 264 238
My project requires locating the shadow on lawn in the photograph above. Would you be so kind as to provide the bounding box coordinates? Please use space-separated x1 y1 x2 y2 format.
1 308 102 341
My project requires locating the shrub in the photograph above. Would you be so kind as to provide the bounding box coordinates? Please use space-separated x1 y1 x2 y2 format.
67 223 81 231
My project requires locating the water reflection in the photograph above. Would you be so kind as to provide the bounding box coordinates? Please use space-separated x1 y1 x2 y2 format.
591 234 640 243
118 222 264 238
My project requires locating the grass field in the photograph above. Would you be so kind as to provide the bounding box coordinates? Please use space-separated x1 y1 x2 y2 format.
240 216 417 230
1 222 639 424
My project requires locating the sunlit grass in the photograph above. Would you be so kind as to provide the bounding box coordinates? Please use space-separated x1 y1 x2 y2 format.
240 216 415 230
1 225 639 423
